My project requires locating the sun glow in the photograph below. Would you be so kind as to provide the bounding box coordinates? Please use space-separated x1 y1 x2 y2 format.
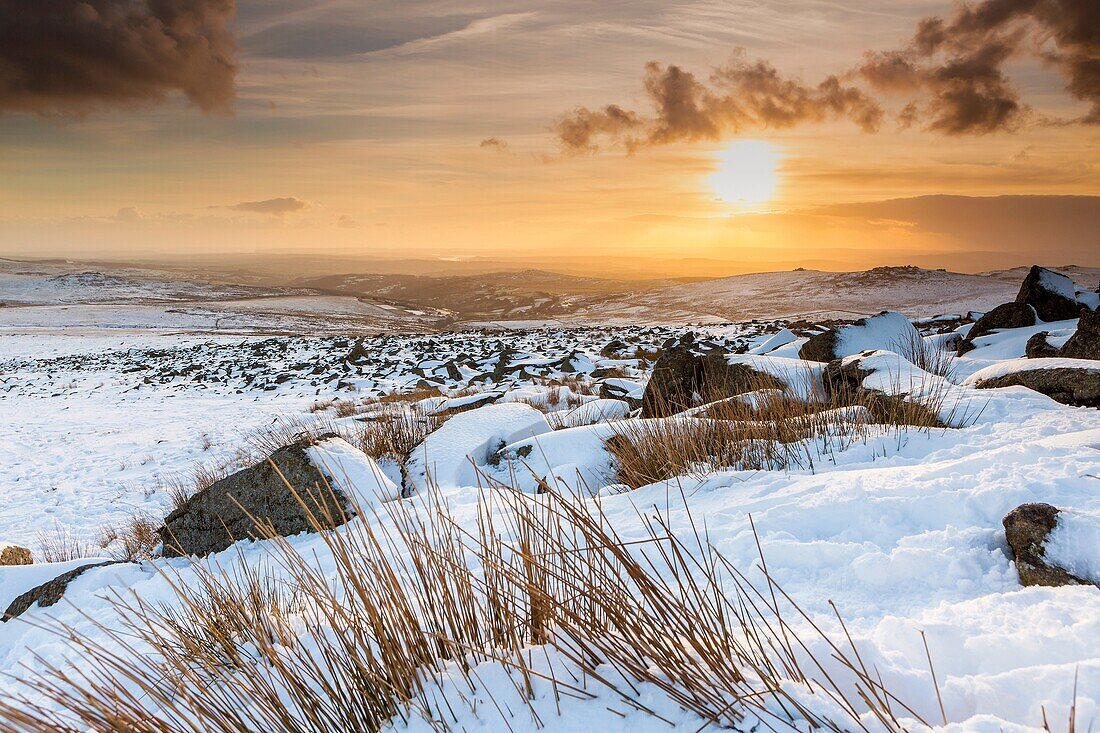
708 140 781 207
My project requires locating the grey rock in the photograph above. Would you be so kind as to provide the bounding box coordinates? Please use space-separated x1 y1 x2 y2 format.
974 366 1100 407
962 302 1036 348
4 561 121 621
1003 503 1094 587
1016 266 1080 322
1060 307 1099 360
640 347 782 418
1025 331 1060 359
160 436 352 558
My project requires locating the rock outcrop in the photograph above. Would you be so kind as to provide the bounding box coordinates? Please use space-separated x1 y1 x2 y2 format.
799 312 920 364
1060 307 1099 360
1025 331 1060 359
972 366 1100 408
641 346 782 418
3 561 120 621
160 435 354 558
0 544 32 566
1003 503 1095 587
1016 265 1080 323
957 303 1036 354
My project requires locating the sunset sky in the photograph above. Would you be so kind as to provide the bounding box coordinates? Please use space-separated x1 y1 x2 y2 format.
1 0 1097 276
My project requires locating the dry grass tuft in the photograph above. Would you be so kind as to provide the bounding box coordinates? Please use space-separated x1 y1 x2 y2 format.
97 514 162 561
604 365 963 488
2 475 935 733
35 524 96 564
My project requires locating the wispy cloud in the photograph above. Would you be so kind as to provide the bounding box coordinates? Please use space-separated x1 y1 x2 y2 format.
229 197 310 215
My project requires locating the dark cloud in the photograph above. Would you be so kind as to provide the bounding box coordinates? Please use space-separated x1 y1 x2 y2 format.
557 0 1098 150
556 54 881 153
554 105 643 152
0 0 237 115
230 197 309 215
859 0 1099 132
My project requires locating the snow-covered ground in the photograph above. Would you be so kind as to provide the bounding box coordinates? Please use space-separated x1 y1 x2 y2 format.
1 278 1099 731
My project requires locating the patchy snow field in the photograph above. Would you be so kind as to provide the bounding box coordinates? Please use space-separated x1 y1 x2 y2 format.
0 301 1098 731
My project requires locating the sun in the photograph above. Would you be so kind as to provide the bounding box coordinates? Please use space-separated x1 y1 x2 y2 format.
708 140 781 207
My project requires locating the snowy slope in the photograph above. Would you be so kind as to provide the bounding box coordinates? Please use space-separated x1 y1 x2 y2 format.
579 265 1100 323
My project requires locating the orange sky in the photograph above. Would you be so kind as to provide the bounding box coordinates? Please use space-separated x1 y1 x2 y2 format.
0 0 1097 275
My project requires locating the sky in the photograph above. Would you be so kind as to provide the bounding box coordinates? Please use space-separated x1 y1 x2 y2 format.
0 0 1097 277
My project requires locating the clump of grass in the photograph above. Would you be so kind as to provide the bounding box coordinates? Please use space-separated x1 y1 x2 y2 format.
2 478 935 733
892 328 959 382
604 363 965 488
35 523 96 563
97 513 161 561
356 407 442 461
370 385 443 404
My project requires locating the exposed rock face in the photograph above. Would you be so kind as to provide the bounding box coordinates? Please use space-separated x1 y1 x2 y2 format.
1025 331 1060 359
798 312 920 364
973 367 1100 408
640 347 782 417
1003 503 1092 587
160 436 352 558
1060 308 1099 360
3 561 120 621
1016 266 1080 322
0 545 32 566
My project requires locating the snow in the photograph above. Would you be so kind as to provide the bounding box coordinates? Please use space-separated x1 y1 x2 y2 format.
558 398 631 427
405 403 552 492
2 308 1100 731
0 557 114 610
306 438 401 510
1036 267 1078 302
834 311 923 358
1045 509 1100 585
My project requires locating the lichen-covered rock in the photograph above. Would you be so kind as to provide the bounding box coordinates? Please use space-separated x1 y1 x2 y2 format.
973 366 1100 408
1016 266 1080 322
1060 307 1099 360
1002 503 1095 587
0 544 32 566
160 435 353 558
3 561 120 621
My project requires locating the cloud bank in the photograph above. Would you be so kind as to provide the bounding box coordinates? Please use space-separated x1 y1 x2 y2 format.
0 0 237 115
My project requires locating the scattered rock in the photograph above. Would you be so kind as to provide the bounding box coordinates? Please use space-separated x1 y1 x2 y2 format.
1016 266 1080 322
973 365 1100 407
160 435 354 558
1025 331 1060 359
4 561 120 621
1002 503 1093 587
0 545 32 566
1060 307 1099 360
